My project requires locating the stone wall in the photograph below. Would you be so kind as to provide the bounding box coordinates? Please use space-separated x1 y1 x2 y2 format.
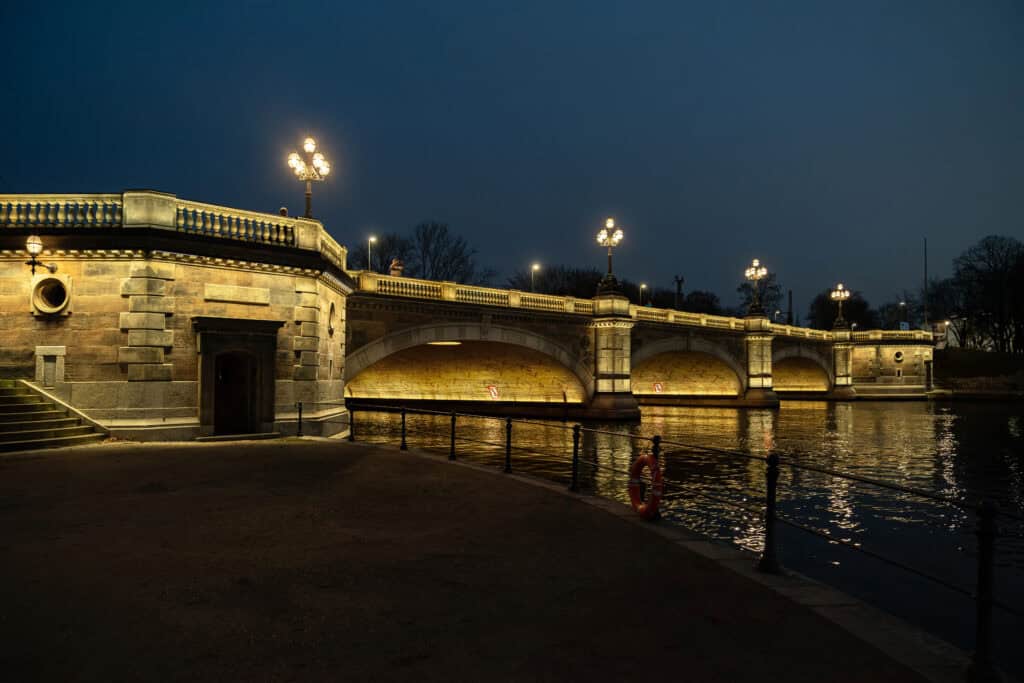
0 251 349 439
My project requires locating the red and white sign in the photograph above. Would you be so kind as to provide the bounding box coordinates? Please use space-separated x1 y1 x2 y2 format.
486 384 499 399
652 382 664 393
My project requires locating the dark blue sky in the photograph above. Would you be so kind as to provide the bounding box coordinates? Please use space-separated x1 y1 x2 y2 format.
3 1 1021 313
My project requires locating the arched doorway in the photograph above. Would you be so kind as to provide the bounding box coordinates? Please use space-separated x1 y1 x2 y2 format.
214 351 257 434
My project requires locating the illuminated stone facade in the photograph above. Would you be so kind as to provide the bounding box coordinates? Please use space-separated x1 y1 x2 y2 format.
0 191 351 439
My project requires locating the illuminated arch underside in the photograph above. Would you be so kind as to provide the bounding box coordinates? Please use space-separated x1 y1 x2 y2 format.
773 357 830 393
631 351 742 397
346 341 586 403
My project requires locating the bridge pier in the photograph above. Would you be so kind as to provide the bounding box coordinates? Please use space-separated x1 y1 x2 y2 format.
830 327 857 400
587 292 641 420
743 317 780 407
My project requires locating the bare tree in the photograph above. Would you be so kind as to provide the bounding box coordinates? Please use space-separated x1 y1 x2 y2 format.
406 222 495 285
953 235 1024 353
348 232 413 274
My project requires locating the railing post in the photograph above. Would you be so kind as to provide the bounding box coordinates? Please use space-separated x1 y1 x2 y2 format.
449 411 457 460
757 453 783 574
400 407 408 450
348 406 355 442
968 500 999 683
296 401 303 437
569 424 581 492
650 435 662 520
504 417 512 473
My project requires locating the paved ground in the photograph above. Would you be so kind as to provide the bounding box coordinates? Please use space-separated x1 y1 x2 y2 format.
0 439 926 682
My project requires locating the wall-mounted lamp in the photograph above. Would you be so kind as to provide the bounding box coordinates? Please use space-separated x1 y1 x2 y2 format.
25 235 57 275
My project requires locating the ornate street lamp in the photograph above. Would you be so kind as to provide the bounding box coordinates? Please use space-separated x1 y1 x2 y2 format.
368 235 377 271
831 283 851 328
744 258 768 315
596 217 624 294
640 283 647 305
287 136 331 219
24 235 56 275
530 263 540 292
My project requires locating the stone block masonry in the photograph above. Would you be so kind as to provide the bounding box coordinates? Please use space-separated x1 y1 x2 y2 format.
120 263 175 381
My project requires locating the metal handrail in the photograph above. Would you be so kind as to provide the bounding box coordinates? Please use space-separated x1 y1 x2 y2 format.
332 399 1019 674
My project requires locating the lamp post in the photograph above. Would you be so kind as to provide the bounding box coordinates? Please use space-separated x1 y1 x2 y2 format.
830 283 851 328
368 235 377 271
673 275 685 310
640 283 647 305
24 235 56 275
530 263 540 292
744 258 768 316
287 136 331 219
596 217 624 294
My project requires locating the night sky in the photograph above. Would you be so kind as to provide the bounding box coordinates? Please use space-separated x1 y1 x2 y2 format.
3 1 1021 314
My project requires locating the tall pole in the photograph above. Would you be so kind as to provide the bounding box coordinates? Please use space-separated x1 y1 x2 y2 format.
787 289 793 325
368 238 373 271
530 269 535 292
304 180 312 219
607 246 613 276
923 237 929 328
674 275 684 309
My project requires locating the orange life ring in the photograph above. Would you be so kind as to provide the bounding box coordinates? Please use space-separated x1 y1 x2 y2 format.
628 453 663 519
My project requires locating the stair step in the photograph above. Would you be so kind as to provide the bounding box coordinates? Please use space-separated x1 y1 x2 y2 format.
0 387 32 397
0 395 47 406
0 409 66 423
0 425 95 442
0 401 54 413
0 432 106 453
0 417 78 433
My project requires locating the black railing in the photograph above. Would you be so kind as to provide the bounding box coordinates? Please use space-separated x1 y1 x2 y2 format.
294 400 1021 680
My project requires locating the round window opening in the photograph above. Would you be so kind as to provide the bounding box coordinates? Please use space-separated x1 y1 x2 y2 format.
33 278 69 314
893 351 904 363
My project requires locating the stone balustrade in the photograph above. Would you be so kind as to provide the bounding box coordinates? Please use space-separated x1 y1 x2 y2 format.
175 198 298 246
0 194 123 228
0 190 347 272
354 271 934 343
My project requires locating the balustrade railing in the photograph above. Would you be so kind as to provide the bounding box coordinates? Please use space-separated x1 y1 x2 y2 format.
0 194 123 228
456 285 509 307
0 191 347 271
175 199 297 246
352 272 935 343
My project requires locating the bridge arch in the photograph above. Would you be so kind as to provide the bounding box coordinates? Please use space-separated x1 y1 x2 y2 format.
772 346 833 393
630 337 746 396
345 323 594 399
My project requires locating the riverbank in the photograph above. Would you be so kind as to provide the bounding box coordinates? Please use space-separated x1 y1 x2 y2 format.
0 439 955 681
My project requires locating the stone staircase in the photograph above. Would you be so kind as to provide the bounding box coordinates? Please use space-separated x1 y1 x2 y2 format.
0 380 106 453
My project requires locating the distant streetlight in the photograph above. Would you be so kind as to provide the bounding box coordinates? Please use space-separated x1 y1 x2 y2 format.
773 309 782 322
830 283 851 328
640 283 647 305
287 136 331 218
596 217 624 294
368 235 377 271
744 258 768 316
530 263 540 292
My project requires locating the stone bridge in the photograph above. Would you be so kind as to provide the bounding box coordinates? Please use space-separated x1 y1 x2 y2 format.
345 272 935 420
0 189 936 440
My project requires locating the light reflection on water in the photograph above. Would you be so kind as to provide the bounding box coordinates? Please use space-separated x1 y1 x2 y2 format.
354 400 1024 676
